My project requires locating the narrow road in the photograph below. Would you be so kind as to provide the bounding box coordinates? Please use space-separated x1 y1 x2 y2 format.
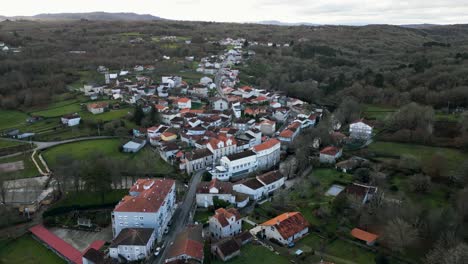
153 170 204 264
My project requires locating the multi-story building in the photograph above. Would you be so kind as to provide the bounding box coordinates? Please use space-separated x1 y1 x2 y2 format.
233 170 285 200
252 138 281 170
112 179 176 242
319 146 343 163
349 120 373 140
210 150 258 181
196 179 249 208
209 208 242 239
185 148 214 174
206 135 237 164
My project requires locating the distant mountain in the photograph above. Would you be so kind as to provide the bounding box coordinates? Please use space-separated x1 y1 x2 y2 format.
1 12 164 21
399 24 440 29
256 20 320 26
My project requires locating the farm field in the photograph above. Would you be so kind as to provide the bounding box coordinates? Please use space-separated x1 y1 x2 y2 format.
0 235 65 264
0 110 30 131
42 139 174 175
368 141 468 173
0 154 39 180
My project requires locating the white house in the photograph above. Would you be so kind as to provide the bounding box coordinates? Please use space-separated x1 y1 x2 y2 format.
177 97 192 109
209 208 242 239
349 120 373 140
112 179 176 242
87 102 108 115
61 114 81 127
252 138 281 170
211 98 229 111
257 212 309 246
185 148 214 175
200 76 213 85
206 136 238 163
196 179 249 208
319 146 343 163
109 228 156 262
210 150 258 181
233 170 285 201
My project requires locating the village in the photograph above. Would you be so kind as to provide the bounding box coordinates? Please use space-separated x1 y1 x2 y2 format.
0 36 385 264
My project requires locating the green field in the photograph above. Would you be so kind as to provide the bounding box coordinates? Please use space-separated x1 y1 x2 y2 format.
213 244 290 264
42 139 174 174
0 139 26 149
0 235 65 264
0 154 39 180
80 108 132 122
193 210 212 224
30 101 83 117
0 110 29 131
364 104 461 122
368 141 468 173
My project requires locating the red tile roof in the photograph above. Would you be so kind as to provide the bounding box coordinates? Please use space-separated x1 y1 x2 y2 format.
279 129 294 138
261 212 309 240
166 225 204 262
178 97 191 103
29 224 82 264
253 138 280 152
351 228 378 243
212 208 241 227
114 179 175 213
320 146 341 156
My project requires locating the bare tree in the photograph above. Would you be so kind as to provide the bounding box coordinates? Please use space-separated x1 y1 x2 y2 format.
384 217 418 252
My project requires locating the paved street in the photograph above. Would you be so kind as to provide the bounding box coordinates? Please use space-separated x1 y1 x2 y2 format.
152 169 204 264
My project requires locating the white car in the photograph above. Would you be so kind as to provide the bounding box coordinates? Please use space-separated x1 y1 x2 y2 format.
154 247 161 256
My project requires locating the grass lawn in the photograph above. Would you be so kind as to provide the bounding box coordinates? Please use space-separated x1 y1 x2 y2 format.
213 244 289 264
368 141 468 174
80 108 132 122
0 110 29 131
194 210 213 224
0 139 26 148
30 101 83 117
50 189 128 209
325 239 376 264
0 154 39 180
0 235 65 264
42 139 174 174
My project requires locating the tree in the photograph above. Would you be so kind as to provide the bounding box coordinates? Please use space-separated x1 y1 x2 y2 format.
426 231 468 264
452 160 468 186
384 217 418 252
386 102 434 133
409 174 431 193
354 168 370 183
133 105 144 126
424 153 447 179
81 155 113 203
334 96 361 124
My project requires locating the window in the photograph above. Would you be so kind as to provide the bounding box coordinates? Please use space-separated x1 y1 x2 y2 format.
140 216 143 220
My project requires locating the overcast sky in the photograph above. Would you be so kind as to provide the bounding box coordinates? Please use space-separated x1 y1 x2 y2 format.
2 0 468 25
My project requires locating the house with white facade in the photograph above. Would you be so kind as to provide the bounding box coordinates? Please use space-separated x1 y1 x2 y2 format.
349 120 373 140
211 97 229 111
206 135 238 163
233 170 285 201
252 138 281 170
258 119 276 136
61 114 81 127
196 179 248 208
112 179 176 242
177 97 192 109
185 148 214 174
319 146 343 163
87 102 108 115
123 139 146 153
257 212 309 246
109 228 155 262
209 208 242 239
210 150 258 181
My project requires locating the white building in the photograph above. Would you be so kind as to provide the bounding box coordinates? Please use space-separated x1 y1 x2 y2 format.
233 170 285 201
87 102 108 115
257 212 309 246
112 179 176 242
177 97 192 109
109 228 156 262
185 148 214 175
211 98 229 111
210 150 258 181
206 136 238 163
60 114 81 127
319 146 343 163
349 120 373 140
196 179 249 208
123 139 146 153
209 208 242 239
252 138 281 170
